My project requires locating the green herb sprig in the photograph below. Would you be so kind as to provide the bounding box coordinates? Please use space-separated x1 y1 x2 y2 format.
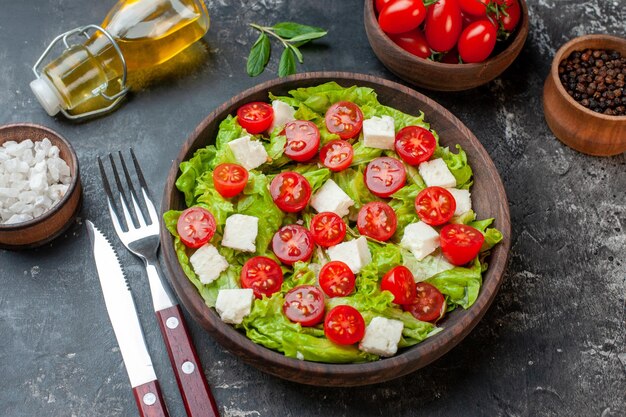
246 22 327 77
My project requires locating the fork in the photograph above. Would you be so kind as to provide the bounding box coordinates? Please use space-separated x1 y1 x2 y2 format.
98 149 220 417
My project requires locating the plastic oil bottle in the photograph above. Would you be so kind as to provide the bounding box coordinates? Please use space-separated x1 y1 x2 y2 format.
30 0 209 119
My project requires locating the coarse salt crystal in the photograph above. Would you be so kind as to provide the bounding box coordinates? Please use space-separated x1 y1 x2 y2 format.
6 213 33 224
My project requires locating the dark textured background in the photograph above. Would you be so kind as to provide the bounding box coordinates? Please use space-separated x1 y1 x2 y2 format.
0 1 624 416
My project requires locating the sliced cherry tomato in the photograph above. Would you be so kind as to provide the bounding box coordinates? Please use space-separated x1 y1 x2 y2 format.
440 223 485 265
270 172 312 213
319 261 356 297
459 0 489 16
458 20 497 63
381 265 417 305
212 163 249 198
177 207 216 248
357 201 398 242
497 0 520 32
283 285 325 326
403 282 446 322
378 0 427 34
324 305 365 345
415 186 456 226
283 120 320 162
395 126 437 165
241 256 284 298
236 102 274 134
364 157 406 198
425 0 463 52
310 212 346 247
375 0 394 13
271 224 314 265
389 29 431 59
319 139 354 172
325 101 363 140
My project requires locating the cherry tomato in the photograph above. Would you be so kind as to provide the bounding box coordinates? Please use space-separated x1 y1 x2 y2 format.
381 265 417 305
415 186 456 226
324 305 365 345
394 126 437 165
497 0 520 32
283 285 325 326
236 102 274 134
319 261 356 297
425 0 463 52
375 0 394 13
403 282 446 322
270 172 312 213
389 29 431 59
458 20 497 63
357 201 398 242
364 157 407 198
177 207 216 248
272 225 314 265
241 256 284 298
441 47 461 64
325 101 364 140
212 163 249 198
458 0 489 16
440 223 485 265
283 120 320 162
319 139 354 172
310 212 346 247
378 0 427 35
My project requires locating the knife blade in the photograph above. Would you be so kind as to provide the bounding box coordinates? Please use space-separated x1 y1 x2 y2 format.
86 220 169 417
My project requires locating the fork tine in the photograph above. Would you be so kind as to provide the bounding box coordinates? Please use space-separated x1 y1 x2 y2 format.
109 153 137 230
130 148 158 225
118 151 147 227
98 156 126 232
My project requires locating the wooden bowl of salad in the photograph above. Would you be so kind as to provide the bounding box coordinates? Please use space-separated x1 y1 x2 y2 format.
161 72 511 386
363 0 529 91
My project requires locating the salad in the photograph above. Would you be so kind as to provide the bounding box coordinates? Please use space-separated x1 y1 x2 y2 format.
164 82 502 363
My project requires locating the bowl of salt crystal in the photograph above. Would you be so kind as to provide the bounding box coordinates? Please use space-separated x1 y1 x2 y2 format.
0 123 81 249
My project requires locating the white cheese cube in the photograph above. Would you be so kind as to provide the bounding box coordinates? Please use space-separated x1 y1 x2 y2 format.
190 244 229 284
418 158 456 188
447 188 472 216
227 135 268 170
359 317 404 357
400 222 440 261
221 214 258 252
362 115 395 150
327 236 372 274
309 179 355 218
215 288 255 324
268 100 296 133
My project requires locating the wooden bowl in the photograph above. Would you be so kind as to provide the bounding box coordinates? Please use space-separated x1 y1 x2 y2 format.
364 0 529 91
0 123 82 249
160 72 511 386
543 34 626 156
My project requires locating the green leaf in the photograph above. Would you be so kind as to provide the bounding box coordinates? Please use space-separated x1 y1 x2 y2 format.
278 48 296 77
287 44 304 63
288 31 327 43
272 22 326 39
246 33 271 77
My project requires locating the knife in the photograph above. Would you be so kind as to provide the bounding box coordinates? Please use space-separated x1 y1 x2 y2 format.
87 220 169 417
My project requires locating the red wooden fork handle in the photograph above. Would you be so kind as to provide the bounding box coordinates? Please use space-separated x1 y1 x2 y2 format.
133 380 169 417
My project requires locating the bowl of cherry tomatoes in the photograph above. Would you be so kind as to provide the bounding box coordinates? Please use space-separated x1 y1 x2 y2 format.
364 0 529 91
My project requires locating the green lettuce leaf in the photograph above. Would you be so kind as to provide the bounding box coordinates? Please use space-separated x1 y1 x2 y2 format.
331 165 378 211
193 172 235 228
175 146 216 206
389 183 424 237
402 250 455 282
426 258 483 309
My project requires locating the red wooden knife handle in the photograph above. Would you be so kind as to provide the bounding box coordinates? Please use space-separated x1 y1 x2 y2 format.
133 380 169 417
156 305 220 417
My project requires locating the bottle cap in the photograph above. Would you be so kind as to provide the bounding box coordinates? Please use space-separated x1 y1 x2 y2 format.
30 78 62 116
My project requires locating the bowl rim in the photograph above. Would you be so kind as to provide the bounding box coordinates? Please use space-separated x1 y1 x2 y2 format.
0 123 80 230
549 34 626 121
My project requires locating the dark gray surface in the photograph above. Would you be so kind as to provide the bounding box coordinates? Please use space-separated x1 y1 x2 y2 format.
1 0 624 416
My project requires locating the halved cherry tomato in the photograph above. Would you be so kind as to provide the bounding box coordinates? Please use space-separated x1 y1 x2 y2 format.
458 20 497 63
272 224 314 265
212 163 249 198
395 126 437 165
440 223 485 265
375 0 394 13
378 0 427 34
310 212 346 247
319 139 354 172
459 0 489 16
283 120 320 162
357 201 398 242
236 102 274 134
381 266 417 305
270 172 312 213
324 305 365 345
364 157 406 198
389 29 431 59
425 0 463 52
415 186 456 226
403 282 446 322
176 207 216 248
319 261 356 297
496 0 520 32
325 102 363 140
241 256 284 298
283 285 325 326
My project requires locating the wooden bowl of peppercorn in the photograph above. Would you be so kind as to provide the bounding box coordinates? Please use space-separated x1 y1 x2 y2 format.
543 34 626 156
